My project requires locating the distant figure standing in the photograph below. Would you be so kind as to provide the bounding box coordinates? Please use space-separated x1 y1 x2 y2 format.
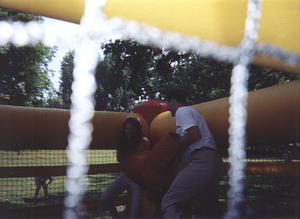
34 176 53 201
283 149 291 162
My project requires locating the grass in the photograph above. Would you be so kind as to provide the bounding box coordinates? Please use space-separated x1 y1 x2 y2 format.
0 149 118 167
0 173 126 209
0 149 120 210
1 150 300 218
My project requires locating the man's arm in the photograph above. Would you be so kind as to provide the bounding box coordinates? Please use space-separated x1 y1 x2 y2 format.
177 126 202 146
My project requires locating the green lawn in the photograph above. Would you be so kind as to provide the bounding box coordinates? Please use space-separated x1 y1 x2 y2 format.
0 149 119 209
1 150 300 218
0 149 118 167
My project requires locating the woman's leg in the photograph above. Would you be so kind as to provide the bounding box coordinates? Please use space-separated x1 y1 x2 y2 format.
128 181 141 219
34 178 41 198
42 184 49 197
101 175 129 218
34 185 41 198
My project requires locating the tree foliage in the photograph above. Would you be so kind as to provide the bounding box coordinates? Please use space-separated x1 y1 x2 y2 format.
97 39 234 108
58 50 74 109
0 8 56 107
95 39 163 111
0 8 42 22
94 54 136 111
58 38 300 112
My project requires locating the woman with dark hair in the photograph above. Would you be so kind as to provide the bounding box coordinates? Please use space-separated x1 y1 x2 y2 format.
101 117 150 219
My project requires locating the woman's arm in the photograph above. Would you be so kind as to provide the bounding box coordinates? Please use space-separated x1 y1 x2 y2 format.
47 176 53 185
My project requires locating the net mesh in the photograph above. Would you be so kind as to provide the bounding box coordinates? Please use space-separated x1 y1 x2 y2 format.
0 0 300 218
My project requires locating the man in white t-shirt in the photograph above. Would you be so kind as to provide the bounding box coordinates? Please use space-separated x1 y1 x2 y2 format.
162 87 225 218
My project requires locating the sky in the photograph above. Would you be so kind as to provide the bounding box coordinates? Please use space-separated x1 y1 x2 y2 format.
42 17 79 90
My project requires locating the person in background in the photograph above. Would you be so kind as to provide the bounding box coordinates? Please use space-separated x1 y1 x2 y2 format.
34 176 53 201
100 117 150 219
162 87 225 219
283 149 292 162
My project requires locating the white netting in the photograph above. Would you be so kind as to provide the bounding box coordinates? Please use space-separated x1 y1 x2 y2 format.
224 0 261 218
1 0 300 218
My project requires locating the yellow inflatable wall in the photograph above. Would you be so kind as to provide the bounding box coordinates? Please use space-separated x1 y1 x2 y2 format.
151 80 300 146
0 105 148 150
0 0 299 74
1 79 300 150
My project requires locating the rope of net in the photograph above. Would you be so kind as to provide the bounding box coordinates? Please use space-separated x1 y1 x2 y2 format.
1 0 300 218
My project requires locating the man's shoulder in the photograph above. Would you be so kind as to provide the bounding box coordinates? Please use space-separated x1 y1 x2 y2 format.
178 106 192 112
176 107 200 121
177 106 205 123
177 106 199 114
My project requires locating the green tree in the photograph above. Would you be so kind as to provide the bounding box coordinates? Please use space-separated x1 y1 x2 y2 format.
45 86 63 108
0 8 56 107
151 51 233 104
248 65 300 91
94 39 163 112
94 54 136 111
0 7 42 22
101 39 235 104
101 39 162 101
58 50 74 109
58 38 300 113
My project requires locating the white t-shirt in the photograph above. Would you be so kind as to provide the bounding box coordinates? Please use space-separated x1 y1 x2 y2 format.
175 106 217 161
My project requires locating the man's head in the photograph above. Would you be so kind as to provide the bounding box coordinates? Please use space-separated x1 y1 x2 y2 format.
166 87 187 117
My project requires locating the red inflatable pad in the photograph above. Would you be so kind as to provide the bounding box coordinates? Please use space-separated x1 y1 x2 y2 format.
143 132 181 180
121 131 184 201
143 132 183 201
122 150 150 190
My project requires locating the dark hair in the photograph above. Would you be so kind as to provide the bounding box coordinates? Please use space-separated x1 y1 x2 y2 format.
166 87 187 104
117 117 145 159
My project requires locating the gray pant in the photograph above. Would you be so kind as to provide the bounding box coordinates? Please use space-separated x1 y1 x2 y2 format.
161 149 225 218
101 174 141 218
